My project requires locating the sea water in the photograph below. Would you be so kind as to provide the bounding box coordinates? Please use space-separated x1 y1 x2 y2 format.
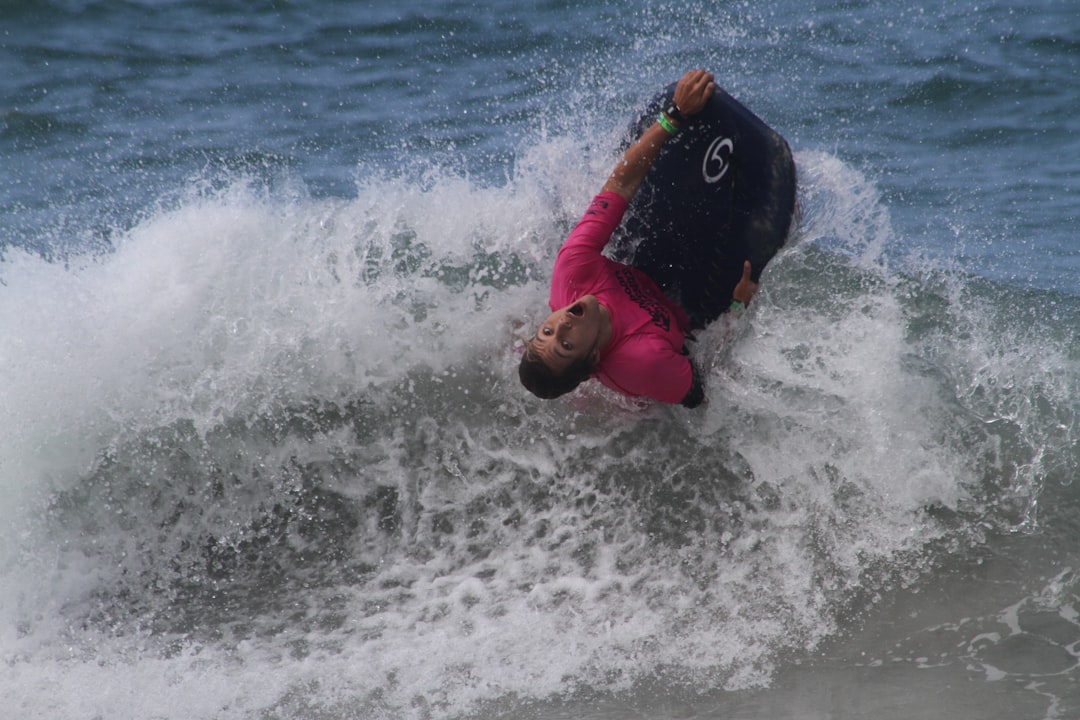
1 1 1078 719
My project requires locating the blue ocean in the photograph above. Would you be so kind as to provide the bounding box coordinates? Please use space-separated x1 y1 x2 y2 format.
2 1 1078 718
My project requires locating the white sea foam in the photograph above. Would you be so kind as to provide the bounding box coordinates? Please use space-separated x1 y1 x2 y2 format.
0 145 1074 720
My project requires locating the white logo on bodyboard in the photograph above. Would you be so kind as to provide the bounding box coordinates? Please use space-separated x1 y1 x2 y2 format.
703 136 734 184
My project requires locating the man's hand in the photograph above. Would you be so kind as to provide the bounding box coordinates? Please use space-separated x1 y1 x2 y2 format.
672 69 715 117
732 261 758 306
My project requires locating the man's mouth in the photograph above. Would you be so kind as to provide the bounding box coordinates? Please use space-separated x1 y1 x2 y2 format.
568 303 584 317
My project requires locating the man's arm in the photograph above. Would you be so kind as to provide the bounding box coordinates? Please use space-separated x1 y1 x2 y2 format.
601 69 715 202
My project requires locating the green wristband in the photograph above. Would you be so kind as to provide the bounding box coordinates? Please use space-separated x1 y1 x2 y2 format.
657 112 679 136
729 300 745 314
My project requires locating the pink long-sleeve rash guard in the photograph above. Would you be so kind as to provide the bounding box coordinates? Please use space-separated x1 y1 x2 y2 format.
549 192 694 404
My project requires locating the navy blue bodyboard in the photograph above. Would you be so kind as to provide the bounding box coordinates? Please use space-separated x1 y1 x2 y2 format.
619 82 797 326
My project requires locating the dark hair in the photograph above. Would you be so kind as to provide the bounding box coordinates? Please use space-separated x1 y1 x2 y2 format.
518 343 596 399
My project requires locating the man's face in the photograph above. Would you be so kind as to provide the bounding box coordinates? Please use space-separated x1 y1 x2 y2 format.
529 295 604 372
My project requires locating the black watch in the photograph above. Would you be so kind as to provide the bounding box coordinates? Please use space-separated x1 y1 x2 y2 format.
664 102 686 123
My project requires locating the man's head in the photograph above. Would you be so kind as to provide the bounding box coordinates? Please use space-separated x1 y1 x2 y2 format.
518 295 609 399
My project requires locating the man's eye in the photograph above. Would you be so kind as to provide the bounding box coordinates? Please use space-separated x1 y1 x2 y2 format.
542 327 553 336
562 341 572 350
